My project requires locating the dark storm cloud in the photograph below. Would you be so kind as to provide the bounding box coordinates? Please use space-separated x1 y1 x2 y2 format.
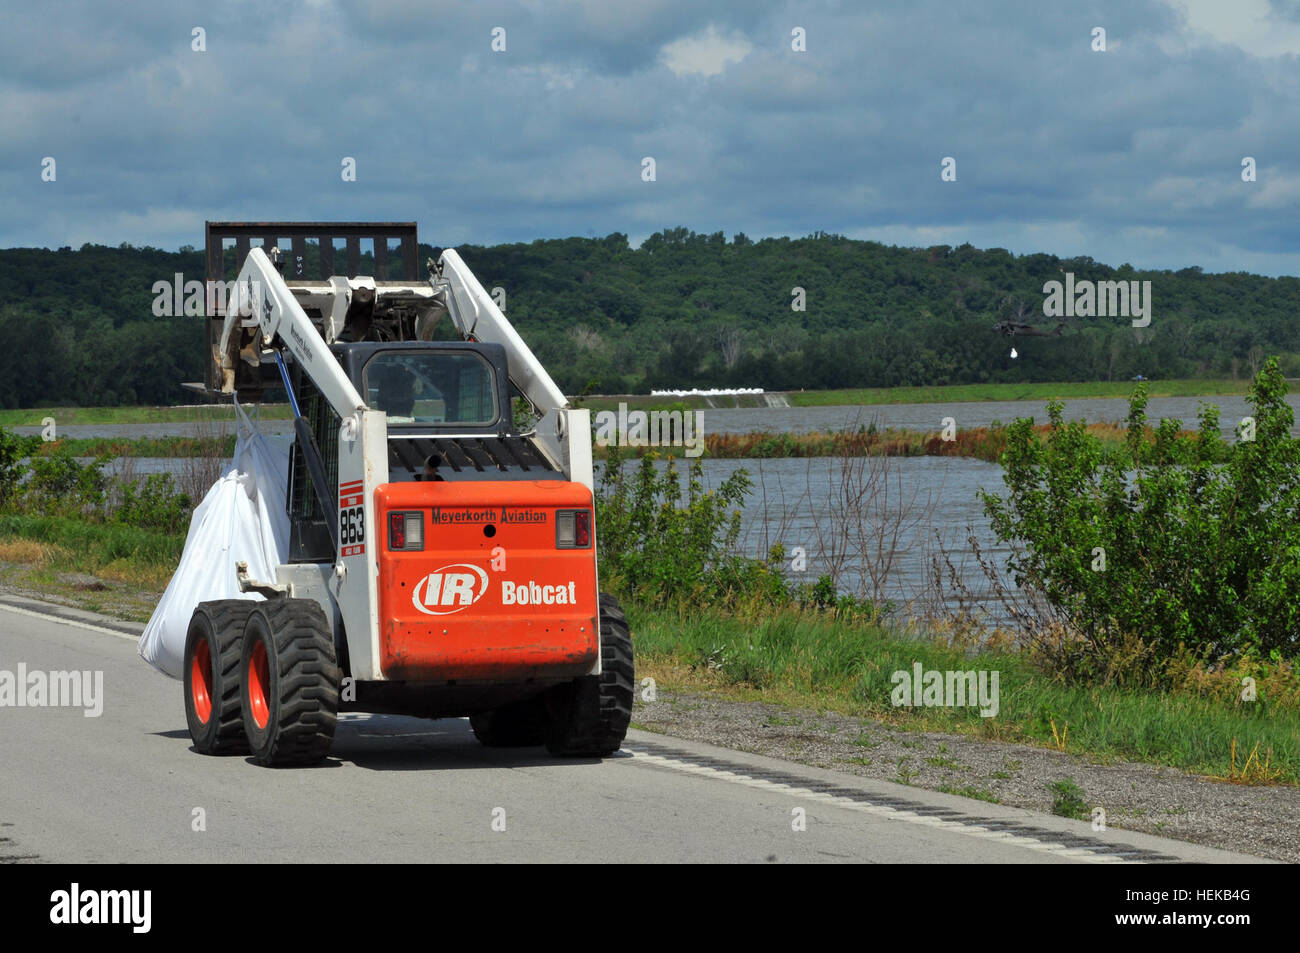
1 0 1298 274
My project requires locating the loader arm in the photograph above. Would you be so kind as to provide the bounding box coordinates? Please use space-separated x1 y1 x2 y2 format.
431 250 591 490
220 246 390 682
434 249 569 415
219 246 368 418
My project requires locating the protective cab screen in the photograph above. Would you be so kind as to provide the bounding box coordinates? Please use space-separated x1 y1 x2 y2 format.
363 351 499 426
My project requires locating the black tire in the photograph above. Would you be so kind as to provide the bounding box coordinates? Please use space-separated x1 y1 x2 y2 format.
184 600 258 755
470 698 546 747
240 599 340 766
544 593 634 756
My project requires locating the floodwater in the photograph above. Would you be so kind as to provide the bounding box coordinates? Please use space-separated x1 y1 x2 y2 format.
41 391 1274 623
640 394 1300 438
605 454 1012 620
18 392 1295 441
88 449 1012 623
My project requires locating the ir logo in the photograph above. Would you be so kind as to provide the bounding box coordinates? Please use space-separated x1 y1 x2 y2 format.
412 564 489 615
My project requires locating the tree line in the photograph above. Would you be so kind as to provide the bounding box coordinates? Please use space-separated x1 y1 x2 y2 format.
0 229 1297 407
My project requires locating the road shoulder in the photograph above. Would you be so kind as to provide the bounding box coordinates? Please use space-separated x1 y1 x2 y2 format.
633 688 1299 863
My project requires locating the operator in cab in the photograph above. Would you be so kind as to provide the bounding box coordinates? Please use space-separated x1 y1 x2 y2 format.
374 366 417 423
420 452 445 482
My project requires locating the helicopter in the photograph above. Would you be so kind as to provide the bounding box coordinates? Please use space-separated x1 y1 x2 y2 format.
991 319 1066 338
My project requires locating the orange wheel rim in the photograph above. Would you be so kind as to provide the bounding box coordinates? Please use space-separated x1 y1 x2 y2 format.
248 639 271 730
191 637 213 724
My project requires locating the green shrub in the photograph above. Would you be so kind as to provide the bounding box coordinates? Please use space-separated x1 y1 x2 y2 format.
0 428 38 506
26 445 108 515
595 444 759 604
983 358 1300 675
114 472 192 535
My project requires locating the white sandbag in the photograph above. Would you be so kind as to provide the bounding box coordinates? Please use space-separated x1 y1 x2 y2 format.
138 402 291 679
233 401 290 567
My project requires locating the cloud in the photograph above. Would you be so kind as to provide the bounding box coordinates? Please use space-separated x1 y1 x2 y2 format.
1159 0 1300 55
659 25 752 77
0 0 1298 276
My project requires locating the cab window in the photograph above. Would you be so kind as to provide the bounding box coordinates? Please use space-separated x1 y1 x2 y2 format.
363 351 498 426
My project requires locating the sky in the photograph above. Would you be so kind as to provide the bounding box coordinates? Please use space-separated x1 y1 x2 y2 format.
3 0 1300 274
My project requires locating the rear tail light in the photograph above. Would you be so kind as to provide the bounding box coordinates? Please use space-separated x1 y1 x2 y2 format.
556 509 592 548
388 511 424 550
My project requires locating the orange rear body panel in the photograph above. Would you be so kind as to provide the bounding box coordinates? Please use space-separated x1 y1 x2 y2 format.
375 480 599 682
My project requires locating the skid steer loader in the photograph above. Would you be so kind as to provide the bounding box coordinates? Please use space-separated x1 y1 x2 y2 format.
181 222 632 766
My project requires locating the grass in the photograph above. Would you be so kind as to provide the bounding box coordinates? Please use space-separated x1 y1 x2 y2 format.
895 759 920 785
0 404 292 428
0 379 1251 427
40 435 238 459
926 755 963 769
785 379 1251 408
627 602 1300 784
0 515 183 591
1047 778 1090 820
938 784 1000 804
39 418 1182 465
1215 738 1286 785
589 419 1200 463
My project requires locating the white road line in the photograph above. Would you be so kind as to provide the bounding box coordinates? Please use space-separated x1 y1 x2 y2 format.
0 602 139 642
628 748 1138 864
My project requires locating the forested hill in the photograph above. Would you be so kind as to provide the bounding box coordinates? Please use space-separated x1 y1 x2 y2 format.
1 228 1298 407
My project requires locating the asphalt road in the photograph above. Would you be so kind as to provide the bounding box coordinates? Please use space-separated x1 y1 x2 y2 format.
0 596 1271 864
